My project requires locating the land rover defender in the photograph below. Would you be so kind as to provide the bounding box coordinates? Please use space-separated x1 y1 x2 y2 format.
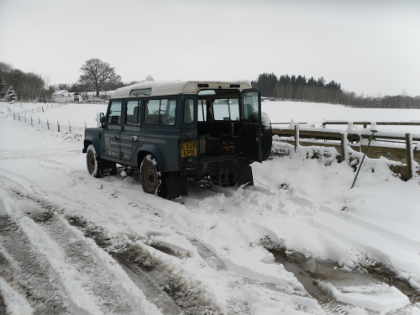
83 81 272 198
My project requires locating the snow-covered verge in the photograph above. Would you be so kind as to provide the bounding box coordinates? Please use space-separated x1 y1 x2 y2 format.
1 101 107 128
1 102 420 314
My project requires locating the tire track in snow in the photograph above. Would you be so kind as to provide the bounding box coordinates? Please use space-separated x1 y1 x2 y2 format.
25 206 147 315
0 211 89 315
1 178 163 315
0 173 186 314
65 214 223 315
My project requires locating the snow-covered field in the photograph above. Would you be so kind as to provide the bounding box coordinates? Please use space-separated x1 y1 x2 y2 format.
4 100 420 133
1 101 420 315
263 100 420 134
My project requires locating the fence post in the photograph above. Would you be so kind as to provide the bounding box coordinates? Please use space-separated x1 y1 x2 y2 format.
30 116 33 126
38 118 41 125
294 125 300 152
47 120 50 130
13 112 15 120
57 121 60 133
341 132 349 163
405 133 414 180
68 121 71 133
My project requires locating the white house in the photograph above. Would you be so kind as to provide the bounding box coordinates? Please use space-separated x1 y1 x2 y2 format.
52 90 74 103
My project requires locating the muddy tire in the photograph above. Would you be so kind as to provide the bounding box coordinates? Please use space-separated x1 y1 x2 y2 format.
140 154 162 195
86 144 105 178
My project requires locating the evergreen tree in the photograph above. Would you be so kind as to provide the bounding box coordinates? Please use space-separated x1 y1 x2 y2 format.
6 86 17 102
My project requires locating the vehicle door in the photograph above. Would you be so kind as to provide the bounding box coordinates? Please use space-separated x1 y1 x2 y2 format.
103 100 122 160
240 89 263 162
120 99 141 165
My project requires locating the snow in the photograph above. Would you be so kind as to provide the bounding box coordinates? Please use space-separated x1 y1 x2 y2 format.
1 100 420 314
320 281 409 314
263 100 420 133
0 277 33 315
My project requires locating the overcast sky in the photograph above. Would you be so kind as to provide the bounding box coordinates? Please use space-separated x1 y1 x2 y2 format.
1 0 419 96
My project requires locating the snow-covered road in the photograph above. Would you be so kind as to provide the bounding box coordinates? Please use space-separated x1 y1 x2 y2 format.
1 110 420 314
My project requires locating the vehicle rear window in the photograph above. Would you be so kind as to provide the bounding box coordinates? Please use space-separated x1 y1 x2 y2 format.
213 98 239 121
144 99 176 125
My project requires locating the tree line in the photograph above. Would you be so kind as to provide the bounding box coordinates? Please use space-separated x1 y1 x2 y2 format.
253 73 420 108
0 58 126 102
0 62 53 101
2 60 420 108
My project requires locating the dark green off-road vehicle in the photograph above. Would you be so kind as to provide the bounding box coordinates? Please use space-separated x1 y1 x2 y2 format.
83 81 272 198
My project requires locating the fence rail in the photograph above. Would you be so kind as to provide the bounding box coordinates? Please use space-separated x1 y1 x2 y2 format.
272 126 419 180
322 120 420 128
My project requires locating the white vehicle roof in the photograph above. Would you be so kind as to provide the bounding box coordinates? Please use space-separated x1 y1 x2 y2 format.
111 81 252 99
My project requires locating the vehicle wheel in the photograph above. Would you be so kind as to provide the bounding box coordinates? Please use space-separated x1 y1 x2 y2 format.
140 154 162 195
86 144 104 178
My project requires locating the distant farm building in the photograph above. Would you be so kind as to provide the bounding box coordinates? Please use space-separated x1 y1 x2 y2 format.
52 90 74 103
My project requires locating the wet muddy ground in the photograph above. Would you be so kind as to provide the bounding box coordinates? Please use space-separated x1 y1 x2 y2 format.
266 245 419 314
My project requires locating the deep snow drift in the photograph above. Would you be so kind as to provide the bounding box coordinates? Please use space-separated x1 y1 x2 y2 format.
1 101 420 314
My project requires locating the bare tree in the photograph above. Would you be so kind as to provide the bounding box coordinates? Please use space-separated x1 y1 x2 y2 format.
79 58 122 96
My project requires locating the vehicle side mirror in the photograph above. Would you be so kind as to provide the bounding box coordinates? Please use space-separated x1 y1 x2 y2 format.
99 112 106 127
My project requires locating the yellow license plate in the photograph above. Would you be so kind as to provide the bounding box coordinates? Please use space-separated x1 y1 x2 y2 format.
181 141 198 158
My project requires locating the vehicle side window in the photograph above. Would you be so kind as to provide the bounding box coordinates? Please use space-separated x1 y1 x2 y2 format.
108 101 122 125
184 98 194 124
126 100 140 125
144 99 176 125
242 92 259 121
144 100 160 124
162 99 176 125
197 99 207 122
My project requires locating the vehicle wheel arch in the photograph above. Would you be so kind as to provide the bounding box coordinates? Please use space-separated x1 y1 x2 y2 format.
83 139 101 156
136 147 164 170
83 140 92 153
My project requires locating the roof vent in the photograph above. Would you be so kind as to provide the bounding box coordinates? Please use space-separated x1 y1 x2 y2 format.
197 83 209 88
230 84 240 88
130 88 152 96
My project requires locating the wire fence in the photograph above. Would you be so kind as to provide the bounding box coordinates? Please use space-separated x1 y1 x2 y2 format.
11 108 87 142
